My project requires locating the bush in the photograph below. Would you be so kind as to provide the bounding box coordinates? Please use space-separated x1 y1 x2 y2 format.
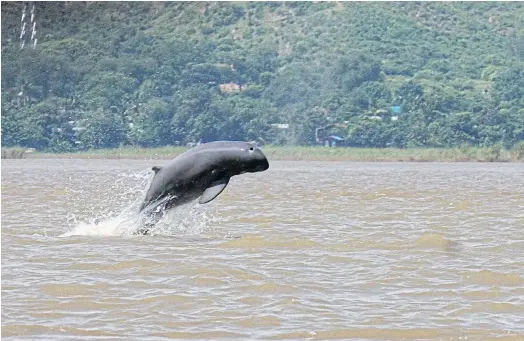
514 141 524 161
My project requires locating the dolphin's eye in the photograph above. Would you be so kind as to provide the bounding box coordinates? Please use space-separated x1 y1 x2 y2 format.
249 147 254 152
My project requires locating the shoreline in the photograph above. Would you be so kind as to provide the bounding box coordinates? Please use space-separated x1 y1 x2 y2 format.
3 146 523 162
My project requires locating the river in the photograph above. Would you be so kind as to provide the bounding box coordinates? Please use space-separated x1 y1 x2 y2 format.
2 159 523 340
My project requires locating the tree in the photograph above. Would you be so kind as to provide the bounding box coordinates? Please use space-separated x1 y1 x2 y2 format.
493 64 524 106
1 2 523 151
327 54 382 93
78 109 126 149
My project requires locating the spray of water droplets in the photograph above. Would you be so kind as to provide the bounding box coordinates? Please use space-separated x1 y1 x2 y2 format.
61 169 219 237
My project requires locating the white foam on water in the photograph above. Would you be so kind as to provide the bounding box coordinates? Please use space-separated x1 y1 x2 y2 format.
61 169 217 237
63 203 216 237
146 203 217 236
62 214 141 237
62 194 146 237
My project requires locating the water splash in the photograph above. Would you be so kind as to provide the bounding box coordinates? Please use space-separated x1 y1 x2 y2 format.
61 169 216 237
139 203 217 236
61 214 142 237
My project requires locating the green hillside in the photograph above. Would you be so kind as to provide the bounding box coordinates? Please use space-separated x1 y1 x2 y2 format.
2 2 523 151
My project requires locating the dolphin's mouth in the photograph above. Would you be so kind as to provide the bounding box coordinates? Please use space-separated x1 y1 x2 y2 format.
255 160 269 172
243 163 268 173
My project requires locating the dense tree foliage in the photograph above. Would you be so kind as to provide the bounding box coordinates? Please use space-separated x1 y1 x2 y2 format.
2 2 523 150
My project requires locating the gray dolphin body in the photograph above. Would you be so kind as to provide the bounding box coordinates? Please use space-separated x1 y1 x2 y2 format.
137 141 269 232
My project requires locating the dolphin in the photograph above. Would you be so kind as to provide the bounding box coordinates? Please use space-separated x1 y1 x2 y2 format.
137 141 269 233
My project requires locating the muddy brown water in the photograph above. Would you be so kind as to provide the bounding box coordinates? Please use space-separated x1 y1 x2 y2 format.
1 159 523 340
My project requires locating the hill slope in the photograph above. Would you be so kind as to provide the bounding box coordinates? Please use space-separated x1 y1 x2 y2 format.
2 2 523 150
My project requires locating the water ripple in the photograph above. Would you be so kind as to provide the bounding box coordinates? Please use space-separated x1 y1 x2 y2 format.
2 160 524 340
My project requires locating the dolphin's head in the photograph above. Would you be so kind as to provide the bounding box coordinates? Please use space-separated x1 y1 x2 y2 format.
191 140 269 175
223 141 268 174
239 142 269 173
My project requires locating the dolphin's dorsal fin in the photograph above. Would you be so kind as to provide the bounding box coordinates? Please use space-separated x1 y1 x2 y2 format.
199 176 230 204
152 166 162 173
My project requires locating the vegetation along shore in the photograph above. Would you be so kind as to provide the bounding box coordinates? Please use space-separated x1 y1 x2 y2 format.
3 144 524 162
2 3 523 153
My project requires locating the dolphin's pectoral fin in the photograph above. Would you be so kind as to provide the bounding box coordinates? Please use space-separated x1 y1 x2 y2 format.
152 166 162 173
199 177 230 204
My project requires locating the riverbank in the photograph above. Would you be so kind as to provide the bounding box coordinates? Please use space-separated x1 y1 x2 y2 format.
3 145 524 162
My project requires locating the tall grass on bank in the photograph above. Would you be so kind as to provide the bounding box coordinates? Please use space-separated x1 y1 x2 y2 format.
1 147 35 159
264 144 524 162
10 143 524 162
